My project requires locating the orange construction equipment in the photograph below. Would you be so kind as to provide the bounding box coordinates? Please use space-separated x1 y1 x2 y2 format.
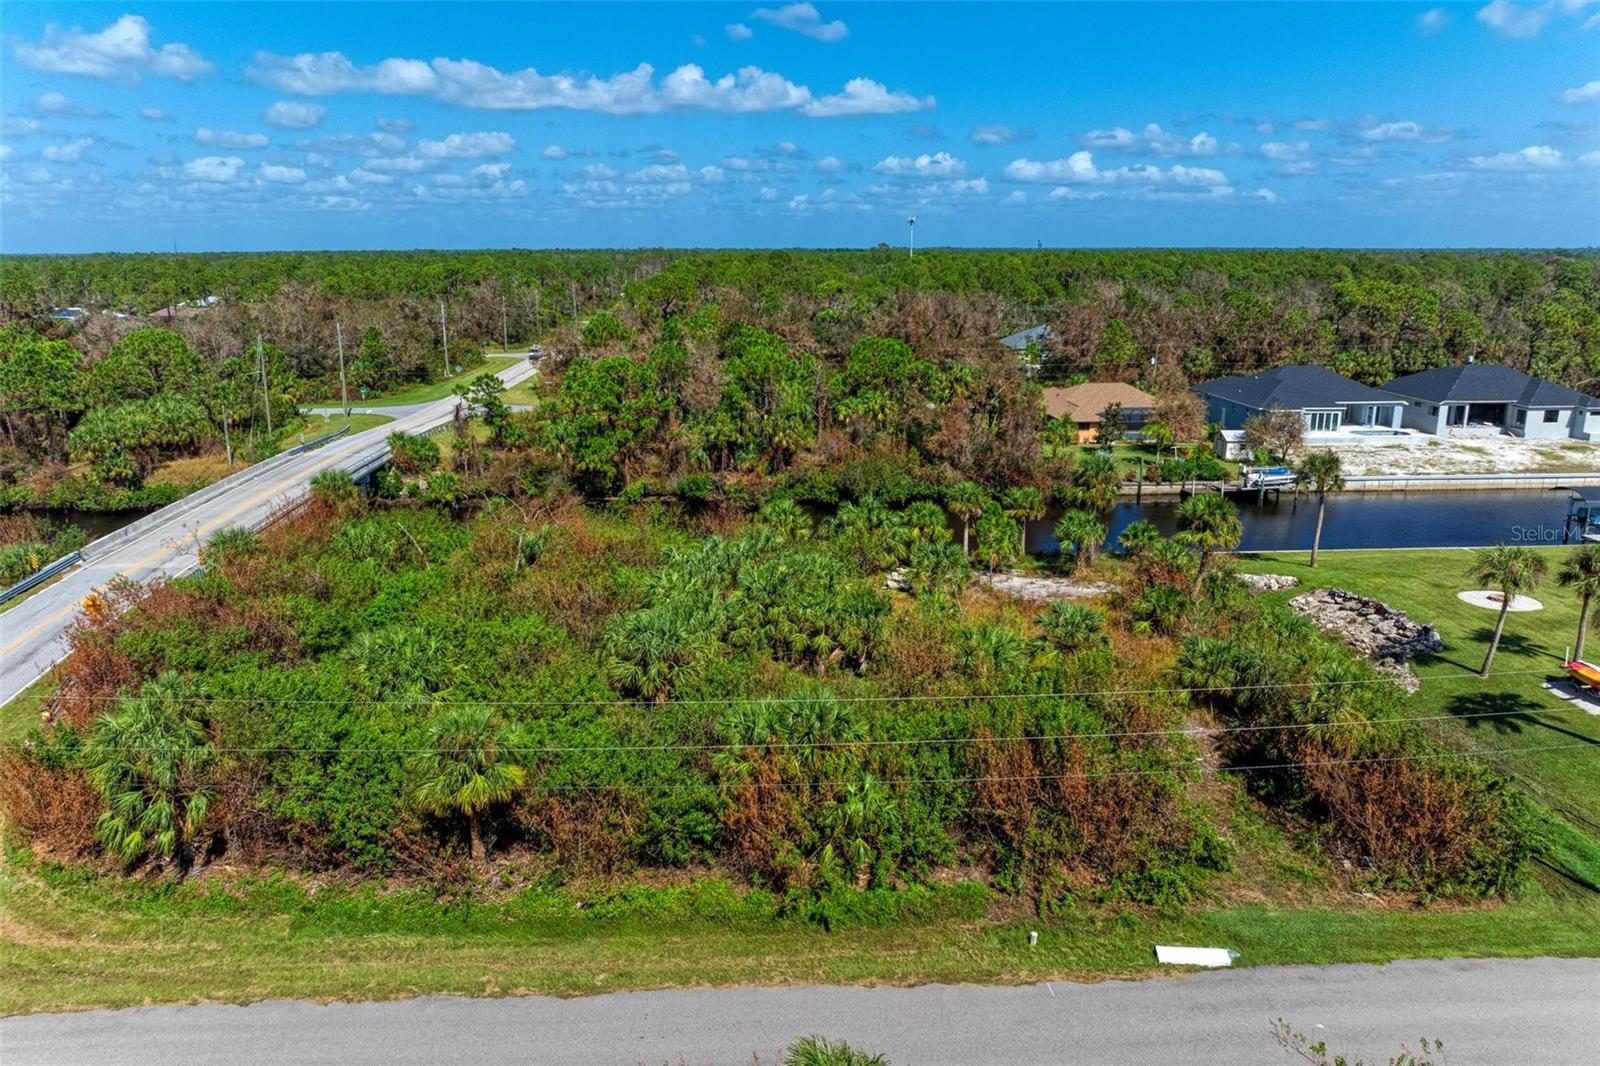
1564 657 1600 692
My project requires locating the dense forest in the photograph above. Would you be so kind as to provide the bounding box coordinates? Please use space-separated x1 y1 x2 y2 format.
2 248 1595 515
0 430 1530 906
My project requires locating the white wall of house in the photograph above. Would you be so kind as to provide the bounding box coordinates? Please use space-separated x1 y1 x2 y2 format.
1513 406 1577 440
1398 399 1446 434
1573 410 1600 441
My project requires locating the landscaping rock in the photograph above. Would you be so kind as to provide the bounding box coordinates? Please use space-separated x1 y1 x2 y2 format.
1288 587 1444 691
978 571 1112 601
1238 573 1300 593
885 569 912 592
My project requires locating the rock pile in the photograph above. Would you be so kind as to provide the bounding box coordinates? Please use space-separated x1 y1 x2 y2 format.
978 571 1112 601
1289 587 1444 691
1238 573 1300 593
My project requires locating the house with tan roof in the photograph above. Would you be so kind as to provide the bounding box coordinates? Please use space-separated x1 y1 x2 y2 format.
1040 381 1156 442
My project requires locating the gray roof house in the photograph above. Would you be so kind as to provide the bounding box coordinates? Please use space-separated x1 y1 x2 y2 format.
1193 365 1408 436
999 324 1055 351
1382 363 1600 441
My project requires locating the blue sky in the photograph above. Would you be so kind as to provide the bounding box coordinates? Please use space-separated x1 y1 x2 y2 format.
2 2 1597 251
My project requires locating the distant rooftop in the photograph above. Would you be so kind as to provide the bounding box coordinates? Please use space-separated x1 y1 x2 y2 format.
1383 363 1597 409
1000 324 1055 350
1194 364 1399 410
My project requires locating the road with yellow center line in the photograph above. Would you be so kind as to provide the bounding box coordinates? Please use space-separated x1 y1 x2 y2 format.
0 357 538 708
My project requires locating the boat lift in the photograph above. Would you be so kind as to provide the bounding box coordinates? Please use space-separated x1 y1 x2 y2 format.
1561 489 1600 544
1239 465 1297 503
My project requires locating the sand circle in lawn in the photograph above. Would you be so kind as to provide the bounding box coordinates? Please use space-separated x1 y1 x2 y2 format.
1457 590 1543 612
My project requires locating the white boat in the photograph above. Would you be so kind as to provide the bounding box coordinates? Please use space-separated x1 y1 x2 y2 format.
1242 465 1297 489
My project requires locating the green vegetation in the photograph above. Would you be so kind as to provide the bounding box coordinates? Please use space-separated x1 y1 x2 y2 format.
351 357 520 407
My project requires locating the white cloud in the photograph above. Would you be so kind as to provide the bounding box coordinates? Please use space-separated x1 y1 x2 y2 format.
1581 150 1600 166
294 132 408 156
258 164 308 184
1416 8 1452 33
1466 144 1566 170
757 186 780 202
1358 119 1452 142
1261 140 1310 161
541 144 569 160
1476 0 1553 38
753 4 849 42
248 51 931 119
1 117 40 138
33 92 102 118
347 167 396 185
1294 117 1333 132
1561 80 1600 104
1004 150 1232 192
726 23 754 41
263 100 327 129
1005 190 1026 205
971 124 1032 145
360 154 432 173
628 163 692 183
183 156 246 183
1081 123 1223 156
873 151 965 177
376 116 414 134
1252 188 1279 204
139 107 171 122
13 14 212 83
814 154 846 173
470 161 512 180
800 78 933 117
0 146 11 162
417 131 516 158
195 128 270 149
699 164 726 182
41 138 94 163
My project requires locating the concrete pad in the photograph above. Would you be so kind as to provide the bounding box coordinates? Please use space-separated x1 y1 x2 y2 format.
1457 590 1543 612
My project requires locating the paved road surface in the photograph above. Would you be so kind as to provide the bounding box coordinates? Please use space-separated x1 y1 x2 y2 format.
0 358 538 708
4 958 1596 1065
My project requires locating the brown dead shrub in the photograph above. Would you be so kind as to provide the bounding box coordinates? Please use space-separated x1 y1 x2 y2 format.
0 753 102 862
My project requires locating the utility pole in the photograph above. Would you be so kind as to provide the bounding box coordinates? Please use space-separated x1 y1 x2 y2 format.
439 300 450 378
570 280 578 319
500 289 509 352
256 333 272 435
907 216 916 259
335 322 350 418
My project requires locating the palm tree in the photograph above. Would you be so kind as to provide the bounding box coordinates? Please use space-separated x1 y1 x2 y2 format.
82 672 216 871
1001 486 1046 556
1053 509 1107 572
1467 545 1548 678
1295 451 1346 568
1116 519 1161 557
1175 492 1243 594
604 604 711 702
1558 544 1600 661
759 497 812 541
784 1036 889 1066
946 481 986 557
1038 601 1108 652
409 705 526 868
1065 451 1121 515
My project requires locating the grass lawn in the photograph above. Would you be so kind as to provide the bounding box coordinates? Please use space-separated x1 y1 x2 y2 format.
1045 441 1243 481
272 412 393 447
1236 547 1600 832
352 357 523 408
2 854 1596 1015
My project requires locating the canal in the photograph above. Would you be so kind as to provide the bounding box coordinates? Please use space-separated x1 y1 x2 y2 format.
1026 488 1576 555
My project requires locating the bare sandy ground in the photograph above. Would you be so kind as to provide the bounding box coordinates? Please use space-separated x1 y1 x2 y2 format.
1311 434 1600 476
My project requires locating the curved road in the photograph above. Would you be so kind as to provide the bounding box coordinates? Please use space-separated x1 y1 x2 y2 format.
3 958 1597 1065
0 357 538 708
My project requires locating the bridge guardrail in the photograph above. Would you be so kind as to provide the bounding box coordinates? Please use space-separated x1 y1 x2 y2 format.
0 550 84 605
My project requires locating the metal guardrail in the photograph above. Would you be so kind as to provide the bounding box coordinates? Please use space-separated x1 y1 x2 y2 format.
0 550 83 605
285 424 351 455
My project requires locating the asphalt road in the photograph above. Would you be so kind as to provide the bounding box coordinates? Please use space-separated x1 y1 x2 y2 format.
0 357 538 708
4 958 1596 1065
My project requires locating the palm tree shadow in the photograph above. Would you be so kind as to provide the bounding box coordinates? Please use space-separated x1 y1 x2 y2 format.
1445 690 1600 746
1428 628 1543 673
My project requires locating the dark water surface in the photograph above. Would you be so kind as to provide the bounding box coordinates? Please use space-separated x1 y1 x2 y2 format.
1028 489 1574 555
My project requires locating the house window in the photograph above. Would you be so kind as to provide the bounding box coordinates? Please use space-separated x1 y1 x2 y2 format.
1429 405 1438 415
1544 409 1560 423
1515 408 1527 427
1306 410 1340 433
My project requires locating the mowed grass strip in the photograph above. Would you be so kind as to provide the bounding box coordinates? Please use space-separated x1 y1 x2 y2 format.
1236 547 1600 829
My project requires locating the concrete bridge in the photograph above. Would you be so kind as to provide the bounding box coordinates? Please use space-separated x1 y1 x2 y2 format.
0 357 538 708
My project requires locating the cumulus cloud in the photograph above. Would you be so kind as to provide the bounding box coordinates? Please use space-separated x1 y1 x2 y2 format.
264 100 327 129
1252 188 1279 203
13 14 212 83
752 4 849 41
971 124 1032 145
1561 80 1600 104
726 23 754 41
1004 150 1231 192
1466 144 1566 170
183 156 246 183
542 144 569 160
248 51 925 117
41 138 95 163
139 107 171 121
195 128 270 149
814 154 847 173
33 92 104 118
1358 119 1452 142
1475 0 1553 38
800 78 933 117
1080 123 1223 157
258 164 308 184
1416 8 1452 33
1260 140 1310 161
295 131 408 156
872 151 965 177
417 131 516 158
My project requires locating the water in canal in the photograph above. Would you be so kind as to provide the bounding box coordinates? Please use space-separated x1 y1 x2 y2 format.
1026 489 1575 555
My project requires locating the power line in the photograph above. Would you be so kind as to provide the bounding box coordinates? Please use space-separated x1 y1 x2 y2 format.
50 666 1565 709
71 706 1591 757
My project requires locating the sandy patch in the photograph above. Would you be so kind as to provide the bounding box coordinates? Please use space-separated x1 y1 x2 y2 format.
1457 590 1543 612
1310 435 1600 476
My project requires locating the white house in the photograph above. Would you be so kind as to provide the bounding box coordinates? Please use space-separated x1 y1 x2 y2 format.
1193 365 1408 435
1382 364 1600 441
